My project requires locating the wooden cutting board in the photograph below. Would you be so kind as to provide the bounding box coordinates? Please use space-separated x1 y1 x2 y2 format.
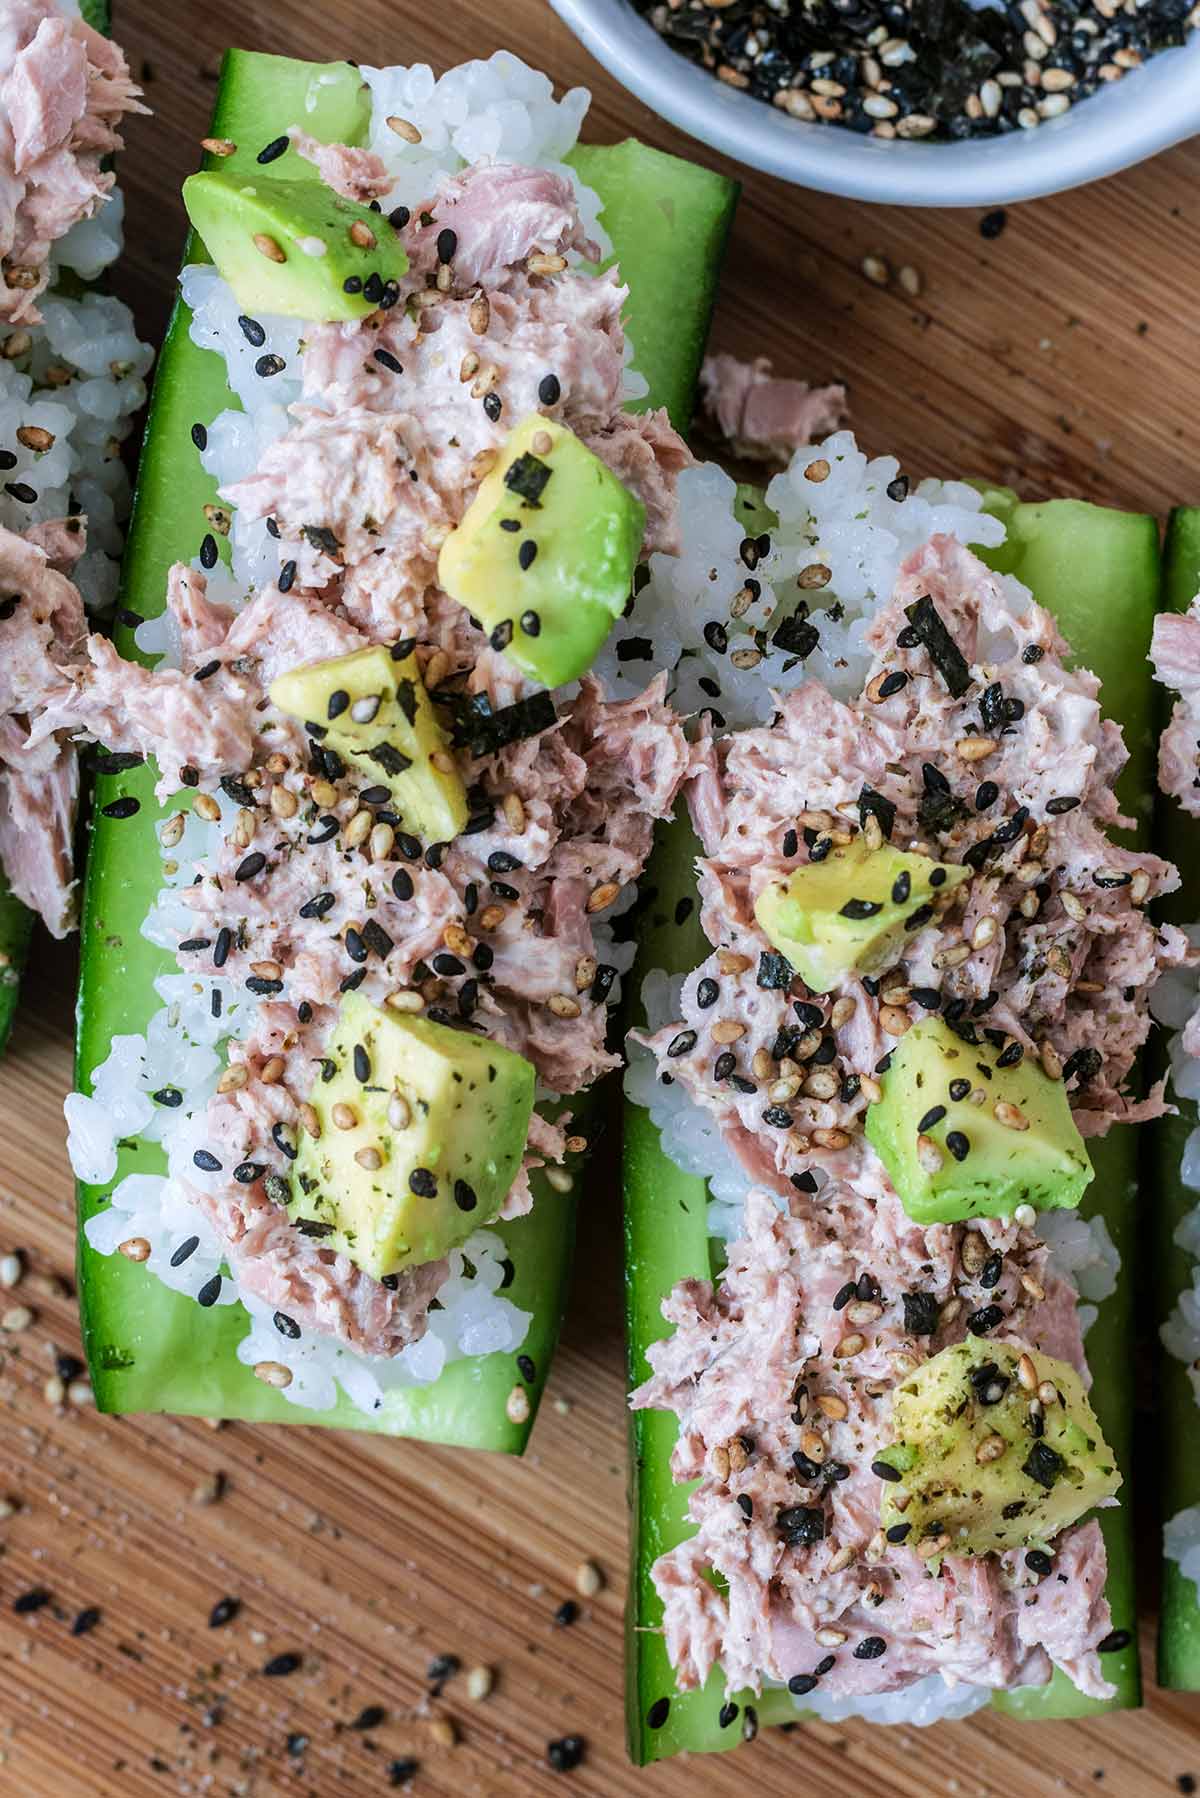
1 2 1198 1792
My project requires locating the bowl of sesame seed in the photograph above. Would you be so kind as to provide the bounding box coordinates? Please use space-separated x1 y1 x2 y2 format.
551 0 1200 204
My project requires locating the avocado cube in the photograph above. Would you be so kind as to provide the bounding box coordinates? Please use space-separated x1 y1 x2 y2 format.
753 838 971 995
875 1338 1119 1561
865 1015 1092 1225
183 169 408 323
437 414 646 688
289 995 536 1280
269 645 467 844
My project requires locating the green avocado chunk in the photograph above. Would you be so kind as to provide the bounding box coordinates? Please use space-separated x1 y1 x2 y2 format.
437 413 646 687
753 837 970 995
269 644 467 843
289 994 536 1280
875 1337 1120 1561
182 168 408 322
865 1015 1093 1225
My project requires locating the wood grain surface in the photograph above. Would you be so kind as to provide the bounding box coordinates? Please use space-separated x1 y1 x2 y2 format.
1 2 1198 1793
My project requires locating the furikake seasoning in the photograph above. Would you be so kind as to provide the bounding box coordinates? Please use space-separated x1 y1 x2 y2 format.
634 0 1197 140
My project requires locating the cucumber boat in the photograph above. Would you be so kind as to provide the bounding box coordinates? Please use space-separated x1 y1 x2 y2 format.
70 48 736 1446
621 457 1159 1761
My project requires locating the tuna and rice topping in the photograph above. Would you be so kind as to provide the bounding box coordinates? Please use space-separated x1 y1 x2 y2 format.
0 1 150 936
631 520 1183 1705
0 0 144 324
55 105 691 1380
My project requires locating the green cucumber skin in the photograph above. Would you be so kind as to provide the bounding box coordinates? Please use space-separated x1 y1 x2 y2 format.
567 143 737 434
0 0 114 1053
624 499 1158 1762
1155 506 1200 1689
76 51 737 1445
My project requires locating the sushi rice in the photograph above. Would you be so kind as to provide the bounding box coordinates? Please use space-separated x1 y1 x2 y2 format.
68 53 642 1416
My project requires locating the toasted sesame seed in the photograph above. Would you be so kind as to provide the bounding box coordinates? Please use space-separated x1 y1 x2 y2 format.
994 1100 1029 1131
506 1384 531 1424
117 1237 151 1263
544 1167 574 1194
253 233 286 263
804 458 831 483
861 254 890 287
575 1560 604 1599
466 1664 494 1701
1 1305 33 1331
386 115 422 142
254 1361 293 1389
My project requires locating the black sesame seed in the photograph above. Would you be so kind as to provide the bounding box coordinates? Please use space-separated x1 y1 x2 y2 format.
788 1674 818 1696
945 1130 970 1161
13 1588 51 1614
374 347 403 374
1097 1629 1131 1655
193 1149 222 1173
483 391 502 422
352 1704 386 1731
853 1636 887 1660
409 1167 437 1198
518 539 538 570
101 795 140 819
238 314 266 346
170 1235 200 1268
257 134 289 164
436 226 458 263
975 781 999 811
209 1595 241 1628
197 1273 222 1307
277 559 297 592
273 1311 301 1340
190 422 208 451
193 658 220 681
255 353 286 378
718 1701 739 1728
538 372 561 405
263 1652 302 1677
547 1735 585 1773
892 870 911 905
646 1697 671 1729
917 1105 946 1132
353 1044 371 1082
879 670 908 698
71 1606 102 1636
967 1303 1004 1335
235 851 267 882
980 208 1007 239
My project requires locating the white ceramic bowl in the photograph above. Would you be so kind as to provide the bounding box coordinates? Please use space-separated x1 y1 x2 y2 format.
551 0 1200 205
